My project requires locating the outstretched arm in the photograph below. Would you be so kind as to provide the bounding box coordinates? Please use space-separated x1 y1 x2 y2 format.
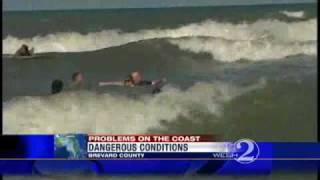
99 81 124 86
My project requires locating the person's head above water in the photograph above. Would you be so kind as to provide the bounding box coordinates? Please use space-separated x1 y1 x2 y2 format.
72 72 84 84
15 44 32 56
51 79 64 94
131 71 143 84
21 44 28 50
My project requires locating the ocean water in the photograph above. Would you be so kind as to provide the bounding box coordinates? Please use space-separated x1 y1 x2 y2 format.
2 4 317 143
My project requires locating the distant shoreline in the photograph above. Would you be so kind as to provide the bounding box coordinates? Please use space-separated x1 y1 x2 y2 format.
3 2 316 13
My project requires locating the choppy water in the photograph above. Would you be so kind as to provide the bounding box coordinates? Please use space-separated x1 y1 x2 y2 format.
2 4 317 143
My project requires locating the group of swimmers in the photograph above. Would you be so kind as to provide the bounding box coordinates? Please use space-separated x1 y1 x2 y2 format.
51 72 84 94
51 71 165 95
15 44 166 94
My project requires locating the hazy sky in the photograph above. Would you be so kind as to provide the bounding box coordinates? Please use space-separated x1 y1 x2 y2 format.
3 0 317 11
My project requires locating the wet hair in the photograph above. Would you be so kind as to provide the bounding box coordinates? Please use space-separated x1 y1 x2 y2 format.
21 44 28 49
51 79 64 94
72 72 81 81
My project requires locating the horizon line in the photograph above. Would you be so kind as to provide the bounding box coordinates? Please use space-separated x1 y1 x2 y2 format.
3 1 316 12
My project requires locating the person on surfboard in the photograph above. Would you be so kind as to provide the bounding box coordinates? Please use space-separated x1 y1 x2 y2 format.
15 44 34 56
99 71 166 93
99 71 165 87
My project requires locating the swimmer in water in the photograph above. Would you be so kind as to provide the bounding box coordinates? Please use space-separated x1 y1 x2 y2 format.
99 71 166 94
69 72 84 90
15 44 34 56
128 72 165 86
51 79 64 94
99 71 165 87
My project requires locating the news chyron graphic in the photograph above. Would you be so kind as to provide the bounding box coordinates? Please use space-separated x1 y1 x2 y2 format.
87 135 227 159
54 134 259 162
2 134 320 175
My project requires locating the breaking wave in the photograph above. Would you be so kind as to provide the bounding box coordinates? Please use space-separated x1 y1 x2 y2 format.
280 10 305 18
3 19 316 61
169 37 316 62
3 80 265 134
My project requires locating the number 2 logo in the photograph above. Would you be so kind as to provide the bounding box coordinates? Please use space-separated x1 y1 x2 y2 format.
233 139 260 164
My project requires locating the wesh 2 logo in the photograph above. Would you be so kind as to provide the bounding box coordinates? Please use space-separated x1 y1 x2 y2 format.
212 139 259 164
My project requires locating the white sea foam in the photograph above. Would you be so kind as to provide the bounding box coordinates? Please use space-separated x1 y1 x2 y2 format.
3 80 265 134
280 10 305 18
169 37 316 62
3 19 316 61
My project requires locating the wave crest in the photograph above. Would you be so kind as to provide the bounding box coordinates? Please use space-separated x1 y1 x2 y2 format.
169 37 316 62
280 10 305 18
3 19 317 61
